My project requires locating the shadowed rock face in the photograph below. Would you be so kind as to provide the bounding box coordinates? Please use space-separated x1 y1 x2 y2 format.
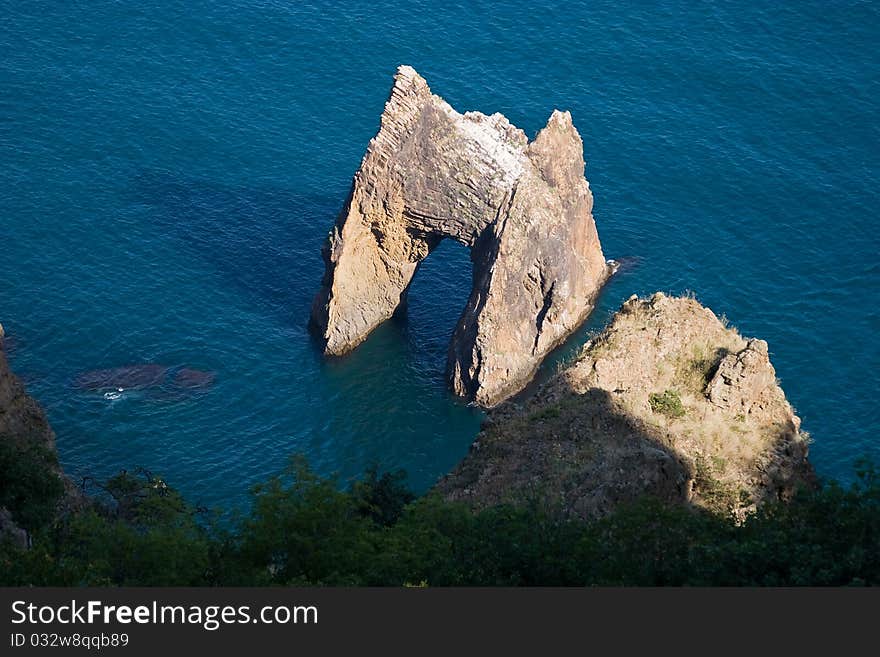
437 294 816 520
0 335 55 453
311 66 610 407
1 330 83 545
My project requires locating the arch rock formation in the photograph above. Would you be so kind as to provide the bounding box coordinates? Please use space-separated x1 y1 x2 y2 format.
311 66 612 406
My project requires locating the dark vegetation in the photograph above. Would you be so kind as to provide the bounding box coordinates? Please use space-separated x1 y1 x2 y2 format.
0 436 65 533
1 444 878 586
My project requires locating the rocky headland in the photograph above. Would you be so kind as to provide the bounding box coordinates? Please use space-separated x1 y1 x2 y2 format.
437 293 816 519
311 66 611 407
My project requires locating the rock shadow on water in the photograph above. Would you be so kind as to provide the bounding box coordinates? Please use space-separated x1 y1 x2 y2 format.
131 170 338 328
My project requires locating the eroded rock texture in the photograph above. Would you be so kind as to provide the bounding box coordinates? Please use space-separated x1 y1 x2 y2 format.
311 66 610 406
437 294 816 520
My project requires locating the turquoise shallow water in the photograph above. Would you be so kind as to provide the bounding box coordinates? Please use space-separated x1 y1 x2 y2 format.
2 1 878 508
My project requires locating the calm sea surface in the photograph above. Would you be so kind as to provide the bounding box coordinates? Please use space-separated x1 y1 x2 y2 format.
2 1 878 508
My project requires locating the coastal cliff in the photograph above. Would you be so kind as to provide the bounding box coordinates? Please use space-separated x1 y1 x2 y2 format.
311 66 611 407
0 325 55 451
0 324 77 547
437 293 816 519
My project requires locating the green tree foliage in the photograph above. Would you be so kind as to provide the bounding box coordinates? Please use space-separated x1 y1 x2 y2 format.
2 455 878 586
0 435 64 532
231 455 380 585
1 467 212 586
351 465 415 527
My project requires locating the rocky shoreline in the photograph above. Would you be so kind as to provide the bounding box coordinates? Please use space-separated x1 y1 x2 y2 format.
1 291 816 550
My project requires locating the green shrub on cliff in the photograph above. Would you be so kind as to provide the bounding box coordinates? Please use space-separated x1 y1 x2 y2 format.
0 466 213 586
649 390 686 418
0 435 64 532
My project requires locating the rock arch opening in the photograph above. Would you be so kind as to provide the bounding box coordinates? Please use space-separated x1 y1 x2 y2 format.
397 237 474 358
310 66 611 406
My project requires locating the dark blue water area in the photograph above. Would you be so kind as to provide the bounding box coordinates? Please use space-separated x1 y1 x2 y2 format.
1 1 878 509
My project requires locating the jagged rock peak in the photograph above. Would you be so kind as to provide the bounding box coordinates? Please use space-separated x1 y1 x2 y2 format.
311 66 611 406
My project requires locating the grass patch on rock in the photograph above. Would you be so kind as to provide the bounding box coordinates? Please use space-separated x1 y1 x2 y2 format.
648 390 686 419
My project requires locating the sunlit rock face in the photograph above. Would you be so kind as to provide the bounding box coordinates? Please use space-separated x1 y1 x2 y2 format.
311 66 611 406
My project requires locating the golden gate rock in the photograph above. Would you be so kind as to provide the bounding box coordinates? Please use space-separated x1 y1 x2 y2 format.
311 66 611 406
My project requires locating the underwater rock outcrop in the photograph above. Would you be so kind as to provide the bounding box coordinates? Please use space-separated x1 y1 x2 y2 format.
311 66 611 407
74 364 216 396
437 293 816 519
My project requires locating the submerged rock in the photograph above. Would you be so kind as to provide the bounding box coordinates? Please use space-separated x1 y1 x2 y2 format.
311 66 611 407
75 364 167 390
74 364 215 395
171 367 216 389
437 293 815 519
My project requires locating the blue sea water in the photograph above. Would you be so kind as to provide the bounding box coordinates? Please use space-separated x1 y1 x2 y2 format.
1 1 878 509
